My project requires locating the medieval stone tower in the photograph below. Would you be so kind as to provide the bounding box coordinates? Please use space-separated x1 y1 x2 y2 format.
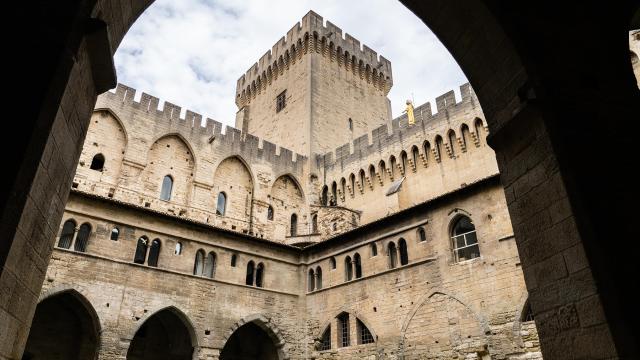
235 11 393 157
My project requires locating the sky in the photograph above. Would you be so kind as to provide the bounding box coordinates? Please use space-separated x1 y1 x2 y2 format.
114 0 468 127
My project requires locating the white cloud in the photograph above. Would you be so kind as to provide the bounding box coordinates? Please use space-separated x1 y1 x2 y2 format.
114 0 468 126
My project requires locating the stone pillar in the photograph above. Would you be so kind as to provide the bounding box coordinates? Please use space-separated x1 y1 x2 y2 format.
488 104 617 358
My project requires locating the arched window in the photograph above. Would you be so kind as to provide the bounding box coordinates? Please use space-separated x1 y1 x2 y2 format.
460 124 470 149
204 252 216 278
387 242 397 269
348 118 353 130
290 213 298 236
370 243 378 257
147 239 161 267
398 238 409 265
359 169 366 191
354 253 362 279
90 153 105 171
134 236 149 264
174 242 182 255
230 254 237 267
349 174 355 195
369 165 376 188
448 130 457 156
331 181 337 206
245 261 255 285
321 186 328 205
216 192 227 216
267 205 274 220
417 227 427 242
345 256 353 281
255 263 264 287
378 161 386 182
316 266 323 290
330 257 336 269
357 318 375 344
340 178 346 200
110 227 119 241
400 151 408 172
320 326 331 350
74 223 91 252
337 312 350 347
423 141 431 164
451 216 480 262
193 249 205 275
58 220 76 249
160 175 173 201
308 269 315 292
411 146 419 168
311 214 318 233
389 156 397 178
435 135 444 160
474 118 485 144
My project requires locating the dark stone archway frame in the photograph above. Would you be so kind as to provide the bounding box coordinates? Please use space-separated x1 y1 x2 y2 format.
2 1 639 359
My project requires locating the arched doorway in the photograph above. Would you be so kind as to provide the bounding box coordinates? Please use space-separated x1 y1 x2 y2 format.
22 290 100 360
127 307 195 360
220 322 280 360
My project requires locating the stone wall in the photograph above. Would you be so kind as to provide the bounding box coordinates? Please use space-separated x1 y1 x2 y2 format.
36 178 541 359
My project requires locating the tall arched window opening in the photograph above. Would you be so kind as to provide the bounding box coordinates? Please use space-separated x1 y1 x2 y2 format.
399 238 409 265
321 186 328 205
216 192 227 216
134 236 149 264
316 266 323 290
411 146 419 168
337 313 350 347
345 256 353 281
349 174 355 195
174 242 182 255
231 254 237 267
354 253 362 279
308 269 315 292
311 214 318 233
204 252 216 278
290 213 298 236
57 220 76 249
451 216 480 262
370 243 378 257
193 249 205 275
147 239 161 267
331 182 337 206
246 261 255 285
267 205 274 220
388 242 397 269
74 223 91 252
330 257 337 270
255 263 264 287
160 175 173 201
448 130 457 156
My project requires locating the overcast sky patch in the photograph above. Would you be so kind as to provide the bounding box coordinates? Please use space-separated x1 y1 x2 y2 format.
115 0 468 126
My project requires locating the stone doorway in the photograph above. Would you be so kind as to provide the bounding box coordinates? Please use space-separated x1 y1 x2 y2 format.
22 290 100 360
127 308 195 360
220 322 279 360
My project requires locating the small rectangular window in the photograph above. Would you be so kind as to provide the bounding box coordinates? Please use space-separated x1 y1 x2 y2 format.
276 90 286 112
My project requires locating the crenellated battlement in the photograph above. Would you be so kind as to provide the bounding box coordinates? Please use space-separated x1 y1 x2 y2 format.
320 83 482 167
235 10 393 107
98 83 307 169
